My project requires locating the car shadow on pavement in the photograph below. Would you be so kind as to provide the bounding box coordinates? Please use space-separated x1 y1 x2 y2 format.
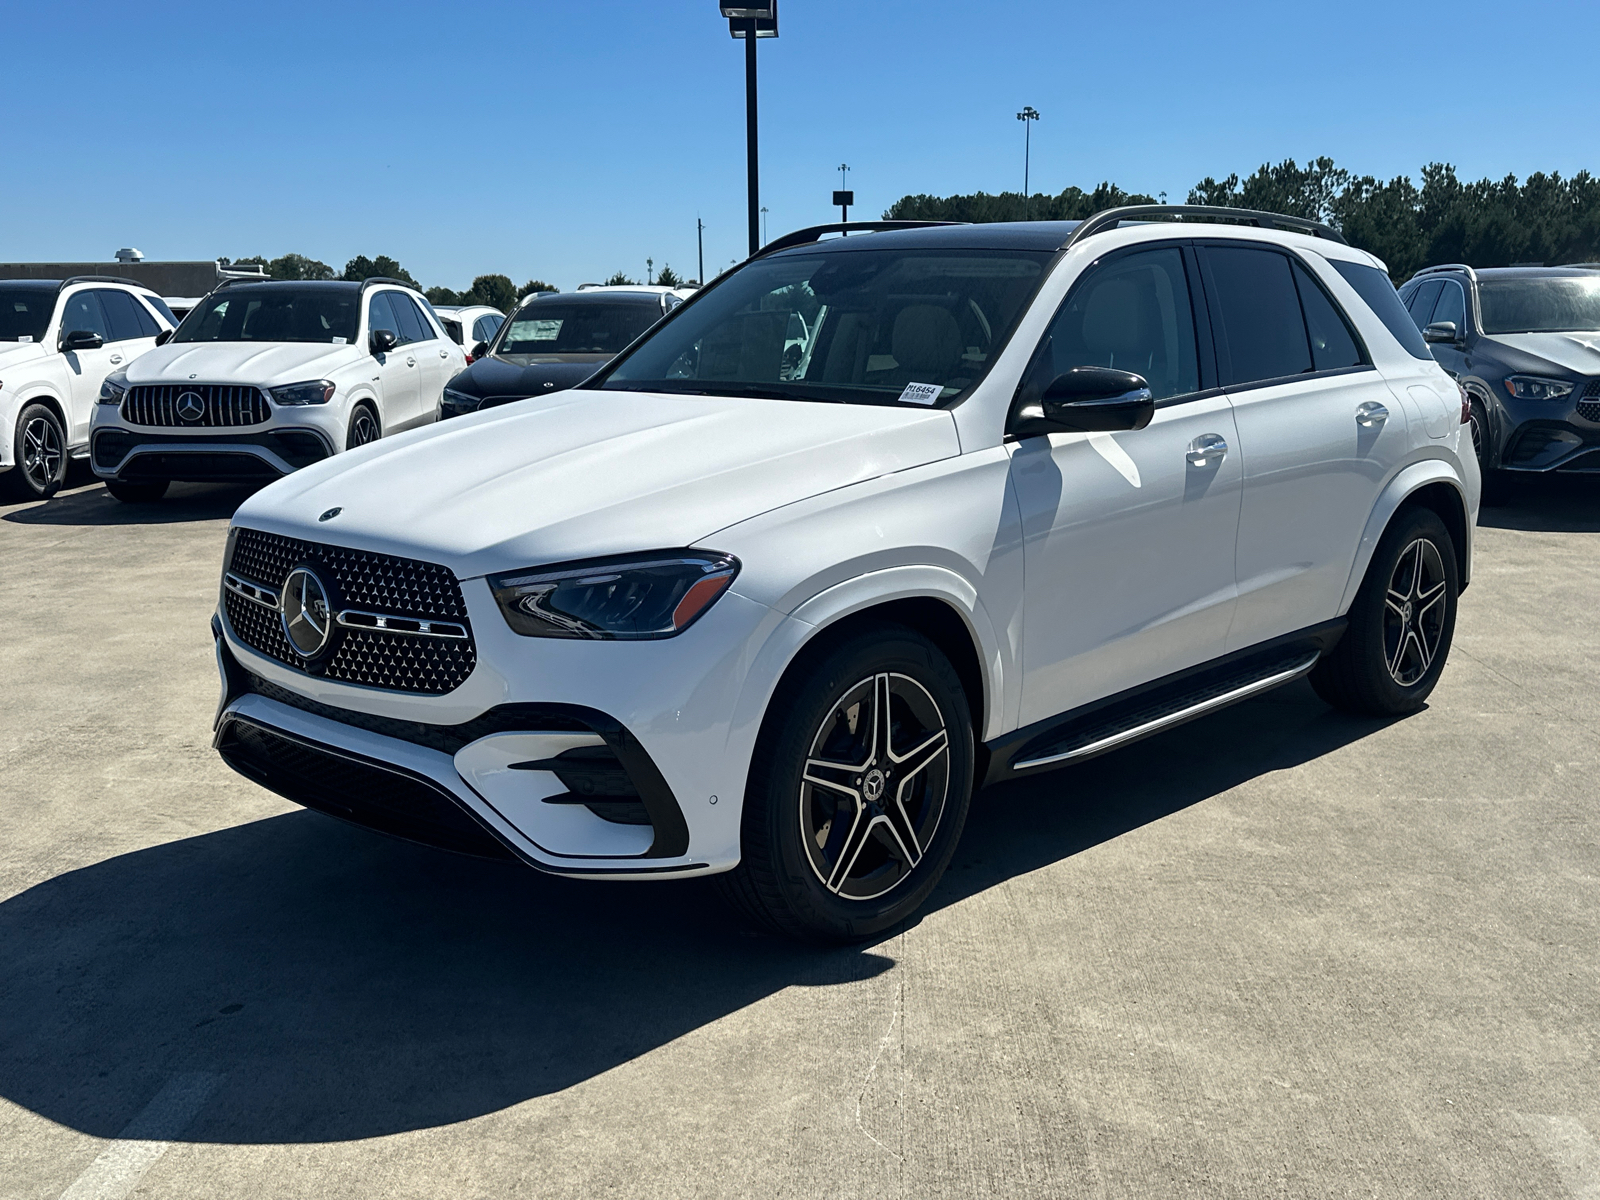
1477 473 1600 532
2 479 257 525
0 681 1392 1144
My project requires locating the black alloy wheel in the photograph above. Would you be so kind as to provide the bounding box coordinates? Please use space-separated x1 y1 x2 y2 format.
720 624 974 942
346 405 381 450
3 403 68 502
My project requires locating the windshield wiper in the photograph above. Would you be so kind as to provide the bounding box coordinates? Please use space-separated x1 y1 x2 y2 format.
603 380 837 403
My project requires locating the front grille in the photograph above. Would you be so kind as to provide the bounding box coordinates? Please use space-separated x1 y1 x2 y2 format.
1577 380 1600 422
123 384 271 427
224 527 477 694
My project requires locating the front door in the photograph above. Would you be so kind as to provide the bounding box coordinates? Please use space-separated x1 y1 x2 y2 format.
390 291 447 424
55 289 118 444
1010 243 1243 726
364 291 418 434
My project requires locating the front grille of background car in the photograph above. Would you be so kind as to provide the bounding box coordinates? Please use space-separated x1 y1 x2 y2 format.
123 384 271 426
224 527 477 694
1577 380 1600 423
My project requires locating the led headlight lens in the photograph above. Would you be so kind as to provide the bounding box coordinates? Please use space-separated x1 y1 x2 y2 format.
98 372 129 403
268 379 336 406
490 551 739 640
1503 375 1574 401
442 387 482 414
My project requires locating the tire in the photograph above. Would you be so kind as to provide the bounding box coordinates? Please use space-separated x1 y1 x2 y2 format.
718 624 974 943
1310 506 1459 717
346 404 381 450
1467 399 1513 506
2 403 68 502
105 479 170 503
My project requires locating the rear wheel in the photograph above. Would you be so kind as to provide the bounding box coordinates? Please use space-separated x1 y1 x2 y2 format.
346 404 380 450
105 479 170 503
2 403 68 502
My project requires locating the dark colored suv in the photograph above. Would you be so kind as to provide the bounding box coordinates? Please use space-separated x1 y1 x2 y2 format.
1399 264 1600 479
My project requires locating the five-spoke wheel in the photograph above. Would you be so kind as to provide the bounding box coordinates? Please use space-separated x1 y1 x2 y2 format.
3 403 68 503
347 405 380 449
1382 538 1448 686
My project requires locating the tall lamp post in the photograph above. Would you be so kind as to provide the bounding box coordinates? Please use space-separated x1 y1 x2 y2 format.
833 163 852 224
1016 105 1040 219
721 2 778 257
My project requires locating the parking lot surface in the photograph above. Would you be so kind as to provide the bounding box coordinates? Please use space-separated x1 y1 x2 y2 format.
2 472 1597 1199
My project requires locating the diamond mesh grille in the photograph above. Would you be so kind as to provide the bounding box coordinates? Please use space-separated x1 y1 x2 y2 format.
1578 380 1600 422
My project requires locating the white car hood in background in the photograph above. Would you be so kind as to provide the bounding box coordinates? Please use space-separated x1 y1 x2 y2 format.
1492 332 1600 376
234 390 962 578
125 340 360 386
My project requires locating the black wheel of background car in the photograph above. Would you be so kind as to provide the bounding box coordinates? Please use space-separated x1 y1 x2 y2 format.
105 479 170 503
719 623 974 942
346 405 380 450
1310 506 1458 717
1467 398 1511 506
2 403 68 502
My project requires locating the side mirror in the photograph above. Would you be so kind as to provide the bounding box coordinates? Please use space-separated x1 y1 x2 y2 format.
62 329 104 352
155 329 173 346
471 340 489 360
1013 367 1154 436
370 328 398 355
1423 321 1459 344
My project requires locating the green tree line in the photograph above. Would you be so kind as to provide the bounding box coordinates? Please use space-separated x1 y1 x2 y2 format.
220 253 560 311
885 159 1600 280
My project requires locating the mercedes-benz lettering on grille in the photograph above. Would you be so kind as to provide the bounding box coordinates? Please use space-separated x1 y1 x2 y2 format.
222 527 476 693
122 384 271 427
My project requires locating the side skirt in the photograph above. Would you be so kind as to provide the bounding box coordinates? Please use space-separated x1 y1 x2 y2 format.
982 620 1345 787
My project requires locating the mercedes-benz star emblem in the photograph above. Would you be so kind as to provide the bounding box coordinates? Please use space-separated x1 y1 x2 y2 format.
175 391 206 422
862 768 886 802
318 507 342 522
280 567 333 658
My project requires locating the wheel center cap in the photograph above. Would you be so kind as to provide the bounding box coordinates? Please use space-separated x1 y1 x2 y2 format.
1401 601 1414 623
862 768 886 802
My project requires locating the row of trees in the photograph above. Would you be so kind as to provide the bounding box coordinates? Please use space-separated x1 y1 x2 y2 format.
885 160 1600 280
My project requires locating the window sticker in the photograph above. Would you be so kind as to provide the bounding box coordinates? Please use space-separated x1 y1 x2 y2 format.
897 381 942 405
18 335 32 342
524 319 562 341
331 336 347 344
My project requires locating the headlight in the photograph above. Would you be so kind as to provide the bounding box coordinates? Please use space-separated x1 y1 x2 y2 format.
268 379 336 406
1503 375 1574 401
442 387 482 412
98 372 129 403
489 551 739 640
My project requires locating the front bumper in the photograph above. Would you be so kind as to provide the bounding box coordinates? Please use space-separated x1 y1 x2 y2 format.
1499 419 1600 473
91 426 334 481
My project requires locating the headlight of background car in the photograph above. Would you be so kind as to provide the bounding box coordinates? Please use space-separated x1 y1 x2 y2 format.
442 387 482 413
98 372 129 404
490 551 739 639
268 379 336 406
1503 375 1574 401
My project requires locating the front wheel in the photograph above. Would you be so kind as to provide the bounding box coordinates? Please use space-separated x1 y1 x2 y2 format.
346 404 381 450
1310 506 1459 716
2 403 68 502
719 625 974 942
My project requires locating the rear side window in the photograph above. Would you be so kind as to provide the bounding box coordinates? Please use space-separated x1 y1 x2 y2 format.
1406 279 1443 327
1331 260 1434 360
1290 261 1364 371
59 290 110 341
97 289 161 341
474 313 503 343
142 294 179 326
1203 246 1312 384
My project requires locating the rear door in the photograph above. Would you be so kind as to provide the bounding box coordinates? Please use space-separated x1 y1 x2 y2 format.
392 292 450 423
1199 242 1413 650
364 291 418 432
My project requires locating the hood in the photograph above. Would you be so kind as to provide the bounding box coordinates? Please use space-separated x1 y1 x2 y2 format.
452 353 609 399
125 340 362 386
234 390 961 578
1488 332 1600 377
0 341 48 376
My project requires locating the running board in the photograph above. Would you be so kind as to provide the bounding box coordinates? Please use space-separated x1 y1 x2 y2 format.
1008 648 1323 774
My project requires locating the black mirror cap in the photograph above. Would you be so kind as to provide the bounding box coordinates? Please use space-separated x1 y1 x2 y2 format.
1012 367 1155 435
1423 320 1459 344
62 329 104 352
370 328 398 355
471 340 490 360
154 328 173 346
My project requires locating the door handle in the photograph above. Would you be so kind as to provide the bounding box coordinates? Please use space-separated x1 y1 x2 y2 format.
406 356 416 367
109 354 123 365
1356 401 1388 428
1186 433 1228 468
439 349 448 358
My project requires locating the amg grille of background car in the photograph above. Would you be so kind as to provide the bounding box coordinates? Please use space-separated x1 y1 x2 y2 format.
1579 381 1600 423
122 384 271 426
224 528 477 694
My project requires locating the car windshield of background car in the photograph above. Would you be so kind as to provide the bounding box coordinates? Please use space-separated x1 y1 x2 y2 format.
599 248 1051 406
0 288 55 342
495 302 660 355
172 288 360 343
1479 277 1600 334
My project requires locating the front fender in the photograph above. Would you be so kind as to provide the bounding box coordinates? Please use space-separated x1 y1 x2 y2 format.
1338 459 1476 613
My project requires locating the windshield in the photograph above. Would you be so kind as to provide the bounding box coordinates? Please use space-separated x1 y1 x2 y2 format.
172 287 360 344
1479 276 1600 334
598 247 1051 405
494 301 660 355
0 287 55 342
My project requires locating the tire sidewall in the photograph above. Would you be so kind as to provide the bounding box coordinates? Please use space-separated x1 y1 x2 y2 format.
346 404 380 451
750 628 974 941
1350 507 1459 711
12 403 67 500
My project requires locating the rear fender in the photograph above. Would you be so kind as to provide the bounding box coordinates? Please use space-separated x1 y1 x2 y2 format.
1339 461 1474 613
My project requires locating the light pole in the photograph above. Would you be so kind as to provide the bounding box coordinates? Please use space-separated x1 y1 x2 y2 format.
1016 105 1039 219
760 206 769 244
646 257 654 285
722 3 778 257
697 217 705 285
833 163 853 224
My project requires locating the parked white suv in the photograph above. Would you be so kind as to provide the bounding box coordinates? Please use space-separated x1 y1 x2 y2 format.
209 207 1478 940
0 277 175 501
431 304 505 363
91 278 466 502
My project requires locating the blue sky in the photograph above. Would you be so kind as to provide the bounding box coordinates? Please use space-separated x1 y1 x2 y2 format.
4 0 1596 292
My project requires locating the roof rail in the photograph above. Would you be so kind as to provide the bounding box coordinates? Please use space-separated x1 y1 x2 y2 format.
754 220 967 258
358 275 421 292
1061 204 1348 249
1411 263 1478 282
57 275 146 291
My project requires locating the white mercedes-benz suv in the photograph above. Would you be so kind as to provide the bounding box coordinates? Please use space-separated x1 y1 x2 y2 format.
91 278 465 502
210 207 1479 941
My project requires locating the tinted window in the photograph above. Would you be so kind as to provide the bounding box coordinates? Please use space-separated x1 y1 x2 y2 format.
97 289 159 341
143 295 179 326
387 292 430 344
366 292 400 342
173 286 360 344
59 290 110 341
1204 246 1312 385
1406 279 1443 327
1478 276 1600 334
1036 246 1199 401
1431 280 1466 333
439 316 464 345
502 301 662 356
1330 260 1434 360
1291 261 1364 371
474 314 502 343
0 287 56 342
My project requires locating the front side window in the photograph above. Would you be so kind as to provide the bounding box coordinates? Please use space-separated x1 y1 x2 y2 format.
173 286 360 344
1033 246 1199 401
1431 279 1466 334
1406 279 1443 327
59 290 110 342
365 292 401 343
96 289 160 342
386 292 431 344
474 313 503 343
498 301 660 356
1478 276 1600 334
0 288 56 342
598 247 1051 405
